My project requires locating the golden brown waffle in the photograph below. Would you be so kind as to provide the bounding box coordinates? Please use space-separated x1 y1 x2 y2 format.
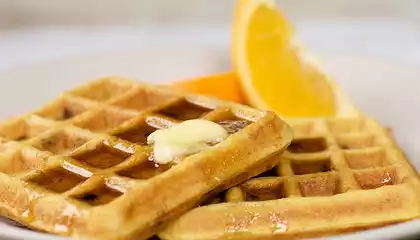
0 77 293 240
159 117 420 240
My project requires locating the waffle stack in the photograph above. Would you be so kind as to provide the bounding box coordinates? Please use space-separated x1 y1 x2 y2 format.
159 117 420 239
0 77 293 240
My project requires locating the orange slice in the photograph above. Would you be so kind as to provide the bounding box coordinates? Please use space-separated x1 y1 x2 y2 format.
171 72 246 104
232 0 338 117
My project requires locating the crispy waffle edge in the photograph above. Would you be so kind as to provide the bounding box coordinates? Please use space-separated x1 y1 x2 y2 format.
0 76 294 240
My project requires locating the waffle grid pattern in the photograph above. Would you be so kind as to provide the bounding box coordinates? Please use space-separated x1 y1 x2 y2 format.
220 118 409 202
157 117 420 240
0 78 252 206
0 77 292 239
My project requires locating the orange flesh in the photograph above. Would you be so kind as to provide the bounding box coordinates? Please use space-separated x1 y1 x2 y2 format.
170 72 246 104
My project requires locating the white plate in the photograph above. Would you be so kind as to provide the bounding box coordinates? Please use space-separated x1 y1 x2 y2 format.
0 49 419 240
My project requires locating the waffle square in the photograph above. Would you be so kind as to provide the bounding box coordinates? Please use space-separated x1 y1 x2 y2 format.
159 117 420 240
0 77 293 240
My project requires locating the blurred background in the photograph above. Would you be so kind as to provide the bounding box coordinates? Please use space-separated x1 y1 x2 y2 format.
1 0 420 74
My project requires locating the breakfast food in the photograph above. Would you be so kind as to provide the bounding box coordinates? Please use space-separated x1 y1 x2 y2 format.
160 0 419 235
171 72 245 104
0 0 418 239
232 0 337 117
171 71 359 118
173 0 360 118
0 77 293 240
158 116 420 239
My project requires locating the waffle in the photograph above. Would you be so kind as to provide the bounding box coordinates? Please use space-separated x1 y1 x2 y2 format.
159 117 420 240
0 77 293 240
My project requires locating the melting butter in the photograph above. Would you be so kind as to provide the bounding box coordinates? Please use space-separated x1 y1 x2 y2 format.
147 119 228 164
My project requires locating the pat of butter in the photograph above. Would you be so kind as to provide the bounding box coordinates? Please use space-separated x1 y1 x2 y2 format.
147 119 228 164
